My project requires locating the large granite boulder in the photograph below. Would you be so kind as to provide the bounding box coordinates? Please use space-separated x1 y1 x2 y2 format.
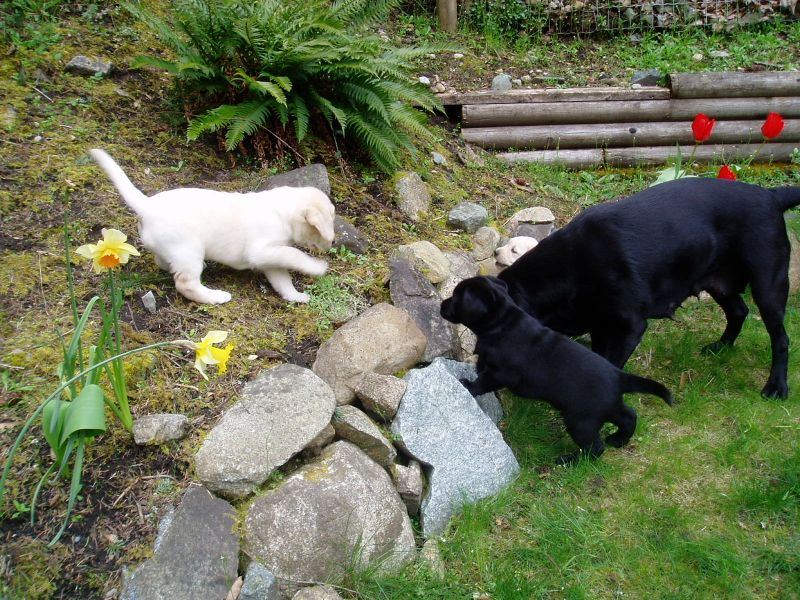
391 359 519 537
312 303 427 404
437 358 504 425
195 364 336 499
245 441 416 590
120 486 238 600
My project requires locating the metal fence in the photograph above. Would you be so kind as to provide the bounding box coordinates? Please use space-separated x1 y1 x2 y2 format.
408 0 797 36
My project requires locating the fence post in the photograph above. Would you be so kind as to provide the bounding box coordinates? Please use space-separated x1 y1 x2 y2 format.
438 0 457 32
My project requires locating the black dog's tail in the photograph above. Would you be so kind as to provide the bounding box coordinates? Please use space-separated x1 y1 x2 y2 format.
773 187 800 212
621 373 673 406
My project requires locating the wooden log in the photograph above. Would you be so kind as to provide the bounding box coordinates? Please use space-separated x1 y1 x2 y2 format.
498 148 604 168
463 97 800 127
670 71 800 99
436 86 669 106
604 143 799 167
463 119 800 150
437 0 457 32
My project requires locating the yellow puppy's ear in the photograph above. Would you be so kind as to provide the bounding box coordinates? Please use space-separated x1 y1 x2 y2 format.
305 206 335 242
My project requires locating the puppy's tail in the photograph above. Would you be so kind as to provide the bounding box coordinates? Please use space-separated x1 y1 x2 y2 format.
621 373 673 406
773 186 800 212
89 149 149 215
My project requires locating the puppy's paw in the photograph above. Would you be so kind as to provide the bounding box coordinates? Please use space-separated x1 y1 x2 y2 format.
458 378 477 395
206 290 233 304
285 292 310 303
307 259 328 277
555 452 580 466
605 432 630 448
702 340 729 355
761 380 788 400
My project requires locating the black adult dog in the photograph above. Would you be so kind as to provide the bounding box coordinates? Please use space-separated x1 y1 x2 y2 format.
496 177 800 399
441 277 673 464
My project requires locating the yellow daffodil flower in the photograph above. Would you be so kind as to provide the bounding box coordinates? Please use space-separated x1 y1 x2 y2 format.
75 228 140 273
192 330 234 380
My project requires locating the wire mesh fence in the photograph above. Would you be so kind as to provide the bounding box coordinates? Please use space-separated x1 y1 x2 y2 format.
406 0 798 36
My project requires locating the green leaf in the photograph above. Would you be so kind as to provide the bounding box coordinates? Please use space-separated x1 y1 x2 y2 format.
60 384 106 444
42 399 69 459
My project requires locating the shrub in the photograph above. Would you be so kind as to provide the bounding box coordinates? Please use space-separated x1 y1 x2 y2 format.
126 0 452 172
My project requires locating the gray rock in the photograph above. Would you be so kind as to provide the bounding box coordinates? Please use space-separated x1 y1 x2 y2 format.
436 358 504 425
710 50 730 58
333 216 368 254
392 241 451 284
260 163 330 196
240 562 280 600
195 364 336 499
418 76 431 85
631 68 663 87
391 360 519 537
394 172 430 221
140 290 157 314
292 586 342 600
420 539 445 578
447 202 488 234
332 405 397 468
65 55 113 77
354 373 406 422
491 74 513 91
132 414 189 445
471 227 502 261
452 325 477 362
246 441 416 587
431 82 446 94
477 258 502 277
393 460 423 516
389 257 455 362
507 206 555 229
312 303 427 404
436 250 479 300
120 486 238 600
513 222 554 240
432 151 447 165
1 106 17 131
511 78 523 87
301 423 336 459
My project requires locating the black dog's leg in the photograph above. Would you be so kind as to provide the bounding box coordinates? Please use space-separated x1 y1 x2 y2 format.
593 318 648 368
750 271 790 399
556 417 605 465
460 372 500 396
703 292 749 353
605 404 637 448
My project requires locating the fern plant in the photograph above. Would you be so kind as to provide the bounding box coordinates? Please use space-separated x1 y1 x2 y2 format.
126 0 453 172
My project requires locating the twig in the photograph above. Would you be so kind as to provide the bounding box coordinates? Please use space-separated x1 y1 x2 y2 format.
0 363 23 370
31 86 53 102
111 480 138 508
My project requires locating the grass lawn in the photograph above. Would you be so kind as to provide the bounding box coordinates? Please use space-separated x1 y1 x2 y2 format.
1 2 799 598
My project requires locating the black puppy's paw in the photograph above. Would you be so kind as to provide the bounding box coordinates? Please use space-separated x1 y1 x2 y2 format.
459 378 477 395
761 380 788 400
702 340 730 355
605 432 631 448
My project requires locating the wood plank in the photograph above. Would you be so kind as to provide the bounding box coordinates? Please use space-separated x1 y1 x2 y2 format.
605 142 799 167
670 71 800 99
437 0 457 32
462 119 800 150
463 97 800 127
498 148 604 168
436 86 670 106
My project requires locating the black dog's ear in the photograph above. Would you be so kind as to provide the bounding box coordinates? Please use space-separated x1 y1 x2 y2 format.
455 277 498 323
484 276 509 293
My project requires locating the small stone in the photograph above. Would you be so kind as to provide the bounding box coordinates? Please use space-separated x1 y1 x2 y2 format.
239 562 280 600
453 53 464 59
292 585 342 600
710 50 730 58
692 53 704 61
432 82 446 93
392 241 451 284
355 373 406 422
301 423 336 459
471 227 501 261
332 405 397 468
631 83 642 89
393 461 423 516
521 74 532 83
418 76 431 85
141 290 157 314
420 539 445 578
631 68 663 86
491 74 513 91
65 55 113 77
394 172 431 221
511 78 522 87
448 202 488 234
431 151 447 165
133 414 189 445
33 135 42 143
333 216 369 254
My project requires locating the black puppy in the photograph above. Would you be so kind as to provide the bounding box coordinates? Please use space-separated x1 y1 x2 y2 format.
441 276 673 464
497 177 800 399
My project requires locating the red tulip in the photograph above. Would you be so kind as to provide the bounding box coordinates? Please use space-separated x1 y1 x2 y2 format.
761 112 784 139
717 165 737 180
692 113 716 142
